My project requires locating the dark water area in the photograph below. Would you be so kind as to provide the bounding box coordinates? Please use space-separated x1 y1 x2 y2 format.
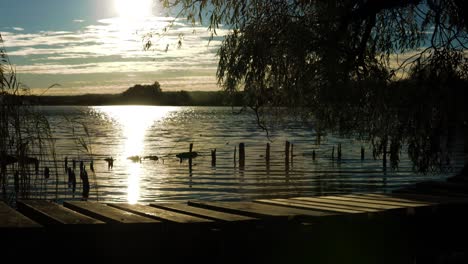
4 105 464 204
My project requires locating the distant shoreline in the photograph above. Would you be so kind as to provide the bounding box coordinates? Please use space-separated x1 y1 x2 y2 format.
24 91 244 106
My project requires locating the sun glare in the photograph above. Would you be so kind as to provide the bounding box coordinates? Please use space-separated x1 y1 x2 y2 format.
114 0 153 18
95 106 177 204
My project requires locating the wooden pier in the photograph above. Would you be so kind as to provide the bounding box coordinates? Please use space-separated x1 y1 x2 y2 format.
2 192 468 262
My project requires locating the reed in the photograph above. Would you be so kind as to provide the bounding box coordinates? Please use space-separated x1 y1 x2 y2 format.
1 33 59 204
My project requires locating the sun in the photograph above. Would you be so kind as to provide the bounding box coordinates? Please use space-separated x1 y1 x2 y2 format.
114 0 153 18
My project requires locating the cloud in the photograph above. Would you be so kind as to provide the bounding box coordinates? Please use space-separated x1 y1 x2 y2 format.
4 16 226 66
15 60 217 75
12 27 24 31
387 50 430 79
73 19 85 23
27 73 219 95
2 15 230 93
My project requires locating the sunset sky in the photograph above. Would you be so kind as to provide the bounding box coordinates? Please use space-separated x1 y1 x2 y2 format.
0 0 228 95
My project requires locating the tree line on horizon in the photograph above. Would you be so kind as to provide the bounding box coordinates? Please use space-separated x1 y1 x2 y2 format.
25 81 245 106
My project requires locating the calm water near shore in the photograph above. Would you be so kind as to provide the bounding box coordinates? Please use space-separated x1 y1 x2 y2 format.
10 105 464 203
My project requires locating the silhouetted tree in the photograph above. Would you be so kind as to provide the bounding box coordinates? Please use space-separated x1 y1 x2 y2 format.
120 81 163 104
160 0 468 176
122 81 162 97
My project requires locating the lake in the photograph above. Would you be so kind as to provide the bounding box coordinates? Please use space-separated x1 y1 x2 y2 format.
13 105 464 203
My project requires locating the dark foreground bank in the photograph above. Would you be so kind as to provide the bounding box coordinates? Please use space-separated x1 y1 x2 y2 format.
2 192 468 263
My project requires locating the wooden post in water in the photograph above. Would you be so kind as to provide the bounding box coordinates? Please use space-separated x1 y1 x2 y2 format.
239 143 245 168
361 146 365 160
291 143 294 166
285 141 290 171
266 143 270 164
337 143 342 161
312 150 316 161
331 146 335 160
383 139 388 172
234 146 237 168
189 143 193 172
211 149 216 167
266 143 270 173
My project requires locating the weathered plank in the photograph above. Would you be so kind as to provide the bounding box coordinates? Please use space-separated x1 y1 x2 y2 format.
109 203 213 224
17 200 104 225
361 193 438 205
188 201 336 219
64 201 159 224
315 196 404 210
0 202 41 228
151 203 257 222
291 197 380 213
256 199 365 214
389 193 468 204
343 194 433 207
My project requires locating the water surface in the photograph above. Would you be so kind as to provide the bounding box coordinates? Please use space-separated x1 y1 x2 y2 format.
23 106 464 203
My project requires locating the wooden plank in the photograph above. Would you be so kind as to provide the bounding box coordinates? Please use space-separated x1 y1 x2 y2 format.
64 201 159 224
343 194 432 207
109 203 213 224
316 196 404 210
362 193 439 205
17 200 104 225
188 201 336 219
389 193 468 204
291 197 380 213
150 203 257 222
255 199 364 214
0 202 41 228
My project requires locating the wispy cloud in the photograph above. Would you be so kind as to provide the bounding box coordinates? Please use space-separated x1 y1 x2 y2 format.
73 19 85 23
3 17 228 60
388 49 434 79
28 74 219 95
16 60 217 74
1 16 229 93
12 27 24 31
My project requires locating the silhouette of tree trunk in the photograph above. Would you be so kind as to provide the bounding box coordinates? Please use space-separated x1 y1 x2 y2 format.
158 1 468 174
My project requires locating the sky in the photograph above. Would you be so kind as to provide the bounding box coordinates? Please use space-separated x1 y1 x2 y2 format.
0 0 228 95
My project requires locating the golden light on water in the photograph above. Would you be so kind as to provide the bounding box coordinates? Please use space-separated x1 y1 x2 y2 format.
114 0 153 18
127 162 141 204
95 106 176 204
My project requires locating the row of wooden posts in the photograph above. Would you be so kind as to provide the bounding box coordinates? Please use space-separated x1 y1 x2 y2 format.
187 141 368 169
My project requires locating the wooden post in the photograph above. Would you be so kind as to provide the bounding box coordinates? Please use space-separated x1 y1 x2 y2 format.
234 146 237 168
189 143 193 172
285 141 290 180
331 146 335 160
337 143 342 160
239 143 245 168
312 150 316 161
285 141 290 170
361 146 365 160
383 139 388 172
211 149 216 167
291 143 294 166
266 143 270 164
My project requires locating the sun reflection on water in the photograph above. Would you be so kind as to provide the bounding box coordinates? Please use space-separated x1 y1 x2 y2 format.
94 106 176 204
